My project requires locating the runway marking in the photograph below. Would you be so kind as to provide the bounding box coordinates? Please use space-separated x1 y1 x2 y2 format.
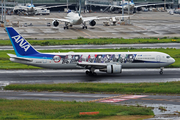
78 30 92 37
89 95 148 103
100 99 127 103
121 95 148 99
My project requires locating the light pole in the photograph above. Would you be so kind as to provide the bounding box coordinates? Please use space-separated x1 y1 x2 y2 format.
3 0 6 27
1 0 3 22
122 0 124 21
128 0 130 24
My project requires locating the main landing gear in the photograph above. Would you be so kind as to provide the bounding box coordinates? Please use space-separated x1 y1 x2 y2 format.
64 22 69 29
159 67 164 75
82 26 87 29
82 22 87 29
86 68 97 76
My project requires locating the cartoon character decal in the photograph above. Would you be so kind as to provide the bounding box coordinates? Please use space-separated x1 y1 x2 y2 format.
53 54 137 64
53 55 61 63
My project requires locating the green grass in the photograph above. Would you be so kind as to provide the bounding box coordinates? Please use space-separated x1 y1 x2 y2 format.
0 37 180 46
4 81 180 94
0 48 179 69
0 99 153 119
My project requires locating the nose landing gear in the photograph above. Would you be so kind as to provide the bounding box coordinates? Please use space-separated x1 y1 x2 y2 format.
159 67 164 75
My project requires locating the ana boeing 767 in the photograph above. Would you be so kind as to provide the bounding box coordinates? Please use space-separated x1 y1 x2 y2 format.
6 27 175 75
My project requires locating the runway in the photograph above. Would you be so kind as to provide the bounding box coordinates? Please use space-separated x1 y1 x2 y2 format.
1 43 180 50
0 68 180 84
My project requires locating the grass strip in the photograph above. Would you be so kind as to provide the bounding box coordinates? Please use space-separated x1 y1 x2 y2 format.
0 99 153 119
0 48 179 69
4 81 180 94
0 37 180 46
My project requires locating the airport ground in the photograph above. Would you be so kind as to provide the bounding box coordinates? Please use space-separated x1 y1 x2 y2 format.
0 11 180 39
0 11 180 119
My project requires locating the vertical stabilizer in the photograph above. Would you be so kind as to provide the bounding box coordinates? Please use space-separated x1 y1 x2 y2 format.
6 27 39 56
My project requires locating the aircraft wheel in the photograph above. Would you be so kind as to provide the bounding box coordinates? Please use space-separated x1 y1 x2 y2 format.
159 71 163 75
92 72 97 76
85 26 87 29
67 26 69 29
82 26 85 29
86 71 90 75
64 27 66 29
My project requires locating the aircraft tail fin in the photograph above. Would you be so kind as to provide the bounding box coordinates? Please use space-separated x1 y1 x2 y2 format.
5 27 39 57
131 0 134 3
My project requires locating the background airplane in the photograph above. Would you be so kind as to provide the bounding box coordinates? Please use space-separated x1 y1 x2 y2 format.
13 2 70 16
6 27 175 76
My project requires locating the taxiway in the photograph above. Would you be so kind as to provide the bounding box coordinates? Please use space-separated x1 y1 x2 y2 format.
0 69 179 84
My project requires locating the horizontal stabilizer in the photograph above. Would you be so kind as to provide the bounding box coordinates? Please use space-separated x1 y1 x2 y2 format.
7 53 33 62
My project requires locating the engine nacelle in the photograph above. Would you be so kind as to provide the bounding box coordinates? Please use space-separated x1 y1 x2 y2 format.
107 64 122 74
89 20 96 26
52 20 59 27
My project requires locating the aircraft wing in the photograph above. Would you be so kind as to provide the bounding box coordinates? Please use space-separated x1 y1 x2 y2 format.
24 17 71 23
83 16 99 22
0 6 14 9
98 16 130 20
77 62 107 69
45 18 71 23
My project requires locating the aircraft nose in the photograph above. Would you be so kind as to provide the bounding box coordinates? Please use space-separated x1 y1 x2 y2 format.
171 58 175 63
172 58 175 63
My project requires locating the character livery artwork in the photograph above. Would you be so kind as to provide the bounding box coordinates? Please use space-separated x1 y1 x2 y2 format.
55 54 137 64
6 27 175 76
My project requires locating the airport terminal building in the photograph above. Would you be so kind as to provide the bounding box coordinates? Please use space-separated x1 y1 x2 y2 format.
12 0 178 8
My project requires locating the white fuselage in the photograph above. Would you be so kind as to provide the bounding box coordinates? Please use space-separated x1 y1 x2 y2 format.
10 52 175 70
66 12 83 25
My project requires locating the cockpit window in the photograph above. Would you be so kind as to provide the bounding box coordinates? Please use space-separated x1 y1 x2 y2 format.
166 56 170 58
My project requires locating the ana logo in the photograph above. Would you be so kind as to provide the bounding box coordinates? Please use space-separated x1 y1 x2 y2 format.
12 35 30 52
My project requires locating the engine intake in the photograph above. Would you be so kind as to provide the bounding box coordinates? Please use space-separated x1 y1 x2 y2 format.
52 20 59 27
89 20 96 26
107 64 122 74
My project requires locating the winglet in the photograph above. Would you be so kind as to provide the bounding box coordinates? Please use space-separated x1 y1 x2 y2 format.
5 27 39 56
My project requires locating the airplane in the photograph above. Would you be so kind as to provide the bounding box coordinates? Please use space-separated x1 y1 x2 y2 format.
6 27 175 76
13 3 70 16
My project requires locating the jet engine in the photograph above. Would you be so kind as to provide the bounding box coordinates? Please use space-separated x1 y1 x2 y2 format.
106 64 122 73
52 20 59 27
89 20 96 26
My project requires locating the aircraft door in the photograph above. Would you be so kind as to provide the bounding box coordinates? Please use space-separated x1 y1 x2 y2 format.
43 57 47 63
156 55 161 62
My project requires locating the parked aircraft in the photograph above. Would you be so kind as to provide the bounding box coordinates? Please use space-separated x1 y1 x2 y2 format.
13 3 70 16
6 27 175 75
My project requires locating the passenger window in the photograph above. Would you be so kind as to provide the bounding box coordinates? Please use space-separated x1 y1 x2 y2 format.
166 56 170 58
